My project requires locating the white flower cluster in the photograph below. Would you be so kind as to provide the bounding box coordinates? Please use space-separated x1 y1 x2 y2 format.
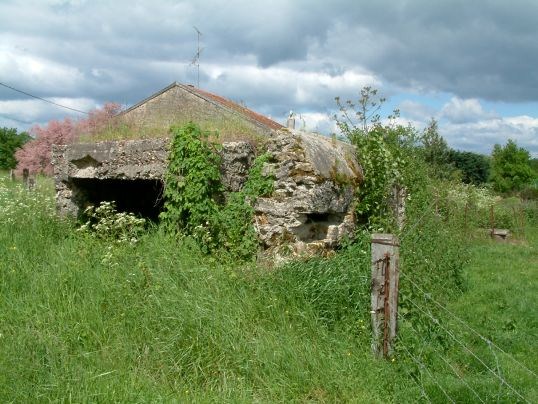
78 201 146 244
0 175 55 225
446 183 499 210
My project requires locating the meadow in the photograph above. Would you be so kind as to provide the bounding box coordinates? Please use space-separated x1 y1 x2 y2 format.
0 173 536 402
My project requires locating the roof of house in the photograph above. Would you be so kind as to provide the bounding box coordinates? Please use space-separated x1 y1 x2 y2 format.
122 82 284 131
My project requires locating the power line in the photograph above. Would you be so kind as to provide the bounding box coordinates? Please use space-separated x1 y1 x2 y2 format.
0 82 88 115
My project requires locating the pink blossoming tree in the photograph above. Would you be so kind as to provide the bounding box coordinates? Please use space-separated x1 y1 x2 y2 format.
15 103 121 175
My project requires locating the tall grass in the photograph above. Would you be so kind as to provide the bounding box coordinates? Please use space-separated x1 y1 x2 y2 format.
1 173 536 402
0 175 403 402
394 179 538 402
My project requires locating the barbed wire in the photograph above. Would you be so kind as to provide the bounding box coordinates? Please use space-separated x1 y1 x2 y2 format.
399 362 433 403
436 349 486 403
398 340 456 403
400 271 538 379
398 198 439 240
398 313 486 403
405 298 530 403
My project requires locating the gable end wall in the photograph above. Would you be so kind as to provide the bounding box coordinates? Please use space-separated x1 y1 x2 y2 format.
121 86 273 136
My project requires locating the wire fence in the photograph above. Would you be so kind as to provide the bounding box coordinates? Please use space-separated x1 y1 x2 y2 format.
391 265 536 403
373 191 536 403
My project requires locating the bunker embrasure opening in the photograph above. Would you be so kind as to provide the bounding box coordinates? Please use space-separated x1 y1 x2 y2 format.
70 178 164 221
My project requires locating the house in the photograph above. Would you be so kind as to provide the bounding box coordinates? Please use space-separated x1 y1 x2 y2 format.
120 82 283 137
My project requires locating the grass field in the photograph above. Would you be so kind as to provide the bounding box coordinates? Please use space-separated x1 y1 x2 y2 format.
0 173 536 402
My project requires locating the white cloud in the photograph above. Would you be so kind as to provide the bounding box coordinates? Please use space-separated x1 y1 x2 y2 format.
1 0 538 160
441 115 538 157
398 100 436 122
294 112 338 134
439 97 498 124
201 62 379 114
0 43 84 96
392 98 538 157
0 98 95 125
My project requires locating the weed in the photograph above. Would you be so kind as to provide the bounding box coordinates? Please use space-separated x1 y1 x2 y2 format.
78 200 146 244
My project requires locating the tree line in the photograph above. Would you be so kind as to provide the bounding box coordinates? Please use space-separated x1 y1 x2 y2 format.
421 118 536 194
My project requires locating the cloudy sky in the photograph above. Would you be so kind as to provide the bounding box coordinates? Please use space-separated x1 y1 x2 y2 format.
1 0 537 156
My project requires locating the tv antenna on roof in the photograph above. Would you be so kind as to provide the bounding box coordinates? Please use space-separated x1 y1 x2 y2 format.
190 26 203 88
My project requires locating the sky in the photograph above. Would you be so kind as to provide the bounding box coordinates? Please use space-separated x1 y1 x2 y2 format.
1 0 537 157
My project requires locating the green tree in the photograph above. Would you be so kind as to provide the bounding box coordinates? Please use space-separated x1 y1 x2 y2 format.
447 149 490 185
0 127 31 169
490 139 534 192
422 118 449 164
420 118 454 179
530 158 538 174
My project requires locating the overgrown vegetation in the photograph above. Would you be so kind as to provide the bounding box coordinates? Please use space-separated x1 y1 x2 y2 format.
13 100 267 185
334 87 537 402
159 122 274 260
14 103 121 175
335 86 426 231
78 116 267 148
78 201 147 244
0 174 397 402
1 164 537 402
2 84 537 402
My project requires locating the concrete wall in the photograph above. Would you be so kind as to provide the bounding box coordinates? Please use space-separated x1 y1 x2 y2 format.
52 138 255 217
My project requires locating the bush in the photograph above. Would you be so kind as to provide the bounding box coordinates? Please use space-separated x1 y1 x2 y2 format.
520 184 538 201
0 128 31 170
490 139 535 193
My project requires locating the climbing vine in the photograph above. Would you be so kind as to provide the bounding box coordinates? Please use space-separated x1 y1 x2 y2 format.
160 122 274 260
159 122 222 236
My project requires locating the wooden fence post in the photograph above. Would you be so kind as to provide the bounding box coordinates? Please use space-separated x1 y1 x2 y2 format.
371 233 400 358
22 168 29 189
489 205 495 238
28 175 36 191
9 169 15 181
520 206 525 238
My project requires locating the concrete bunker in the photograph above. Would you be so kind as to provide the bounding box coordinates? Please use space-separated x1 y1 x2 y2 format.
52 131 363 255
